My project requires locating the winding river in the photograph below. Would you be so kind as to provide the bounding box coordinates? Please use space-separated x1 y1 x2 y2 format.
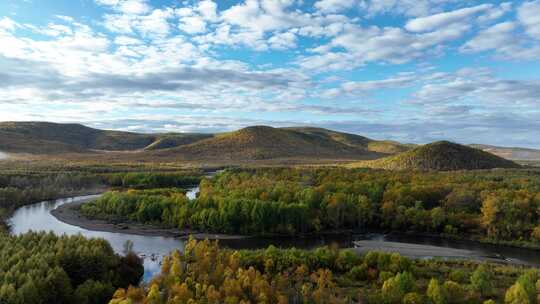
8 186 540 282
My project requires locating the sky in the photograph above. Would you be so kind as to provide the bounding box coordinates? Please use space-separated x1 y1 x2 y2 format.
0 0 539 148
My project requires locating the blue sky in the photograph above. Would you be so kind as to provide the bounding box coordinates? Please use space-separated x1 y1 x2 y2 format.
0 0 539 147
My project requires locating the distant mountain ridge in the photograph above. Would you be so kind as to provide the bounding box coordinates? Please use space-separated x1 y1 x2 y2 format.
0 121 210 153
351 141 521 171
0 122 531 168
0 122 411 161
469 144 540 161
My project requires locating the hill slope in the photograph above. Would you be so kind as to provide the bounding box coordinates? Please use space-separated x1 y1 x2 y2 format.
152 126 388 161
284 127 411 154
0 122 207 153
350 141 521 171
470 144 540 161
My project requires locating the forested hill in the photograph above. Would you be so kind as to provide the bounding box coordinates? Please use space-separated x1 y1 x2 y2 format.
149 126 409 161
351 141 521 171
0 121 211 153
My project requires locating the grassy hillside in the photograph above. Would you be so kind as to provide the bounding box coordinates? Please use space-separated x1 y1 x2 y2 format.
470 144 540 161
152 126 386 161
350 141 521 171
0 122 205 153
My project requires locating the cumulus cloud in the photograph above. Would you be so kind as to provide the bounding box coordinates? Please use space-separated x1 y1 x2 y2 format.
0 17 19 32
178 15 207 34
268 31 297 50
299 20 472 70
103 8 173 36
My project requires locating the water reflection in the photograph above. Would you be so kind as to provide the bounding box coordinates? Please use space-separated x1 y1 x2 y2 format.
8 190 540 283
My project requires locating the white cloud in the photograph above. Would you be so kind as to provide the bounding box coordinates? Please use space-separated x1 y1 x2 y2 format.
461 22 516 53
359 0 460 18
103 8 173 36
114 35 143 45
300 21 471 70
405 4 492 32
220 0 309 33
268 31 296 50
461 21 540 61
197 0 218 22
96 0 150 15
297 52 357 71
518 0 540 38
342 74 416 92
412 68 540 107
476 2 512 24
0 17 19 32
40 23 73 37
178 15 207 34
315 0 355 14
55 15 75 23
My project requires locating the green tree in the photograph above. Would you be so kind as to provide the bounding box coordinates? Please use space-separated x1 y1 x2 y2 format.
505 282 530 304
381 272 414 303
471 264 494 296
427 278 447 304
74 280 115 304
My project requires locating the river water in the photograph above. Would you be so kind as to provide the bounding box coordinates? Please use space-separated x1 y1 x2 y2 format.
8 186 540 282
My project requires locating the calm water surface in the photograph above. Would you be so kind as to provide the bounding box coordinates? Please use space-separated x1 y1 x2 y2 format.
8 186 540 282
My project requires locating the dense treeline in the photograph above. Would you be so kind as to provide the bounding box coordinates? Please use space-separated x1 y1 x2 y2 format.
0 232 143 304
0 172 104 229
82 168 540 247
105 172 200 189
82 189 189 224
110 238 540 303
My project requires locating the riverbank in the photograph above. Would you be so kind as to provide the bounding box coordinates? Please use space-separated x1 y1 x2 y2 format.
51 198 249 240
1 188 107 232
352 240 535 266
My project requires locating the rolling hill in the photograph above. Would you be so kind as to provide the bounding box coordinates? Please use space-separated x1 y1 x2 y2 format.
350 141 521 171
2 122 530 168
0 122 412 162
284 127 412 154
151 126 395 161
0 122 209 153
